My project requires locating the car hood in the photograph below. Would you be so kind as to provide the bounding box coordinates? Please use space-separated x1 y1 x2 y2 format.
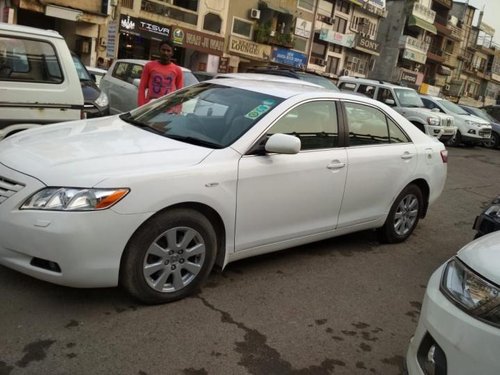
0 116 214 186
456 113 490 124
457 232 500 285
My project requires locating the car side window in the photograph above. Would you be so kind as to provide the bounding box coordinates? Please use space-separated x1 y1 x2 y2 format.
112 62 129 82
130 64 143 81
0 36 62 83
345 102 410 145
338 82 356 91
358 84 376 98
376 88 396 106
421 98 434 110
267 101 338 150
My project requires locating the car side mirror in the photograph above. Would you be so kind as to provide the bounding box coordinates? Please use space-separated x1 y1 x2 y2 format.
265 133 301 154
132 78 141 87
384 99 395 106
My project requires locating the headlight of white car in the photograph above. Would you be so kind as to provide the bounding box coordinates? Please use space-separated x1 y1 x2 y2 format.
427 117 440 126
440 257 500 327
20 187 129 211
95 91 109 107
464 120 482 128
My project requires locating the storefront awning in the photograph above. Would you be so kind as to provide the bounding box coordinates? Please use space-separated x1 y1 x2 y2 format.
408 15 437 35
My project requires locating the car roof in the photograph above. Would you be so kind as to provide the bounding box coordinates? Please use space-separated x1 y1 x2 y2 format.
203 78 378 102
86 66 108 75
0 23 63 39
111 59 192 72
338 76 414 90
214 73 323 88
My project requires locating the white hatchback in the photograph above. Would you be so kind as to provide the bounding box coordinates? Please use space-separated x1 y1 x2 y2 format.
0 79 448 304
406 231 500 375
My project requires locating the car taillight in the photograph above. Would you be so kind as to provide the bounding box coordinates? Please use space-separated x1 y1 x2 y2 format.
81 110 86 119
440 150 448 163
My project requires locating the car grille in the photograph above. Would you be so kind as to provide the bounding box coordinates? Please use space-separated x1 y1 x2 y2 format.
0 176 25 205
479 129 492 138
441 118 453 127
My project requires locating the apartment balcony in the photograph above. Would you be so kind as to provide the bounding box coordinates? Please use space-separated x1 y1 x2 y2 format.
433 0 452 9
411 2 436 24
434 15 452 37
442 52 459 68
448 24 463 41
427 46 444 63
399 35 429 53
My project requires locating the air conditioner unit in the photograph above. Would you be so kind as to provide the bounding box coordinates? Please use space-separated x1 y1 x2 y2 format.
444 84 451 90
342 69 350 76
250 8 261 19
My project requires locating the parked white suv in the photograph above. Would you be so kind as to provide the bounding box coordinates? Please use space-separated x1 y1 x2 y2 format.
338 77 456 142
420 95 492 146
0 23 84 139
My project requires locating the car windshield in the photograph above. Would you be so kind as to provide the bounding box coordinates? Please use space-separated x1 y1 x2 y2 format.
394 88 424 107
72 55 92 81
296 72 339 91
120 83 284 148
439 99 469 115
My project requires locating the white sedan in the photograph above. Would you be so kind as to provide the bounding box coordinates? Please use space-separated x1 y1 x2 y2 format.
0 78 448 304
406 231 500 375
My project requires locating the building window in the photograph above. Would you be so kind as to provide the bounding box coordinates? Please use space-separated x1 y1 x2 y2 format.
298 0 315 12
122 0 134 9
335 0 350 14
311 33 327 58
173 0 198 12
334 17 347 33
327 56 340 75
330 44 342 54
203 13 221 33
293 37 307 52
232 17 253 39
345 53 370 75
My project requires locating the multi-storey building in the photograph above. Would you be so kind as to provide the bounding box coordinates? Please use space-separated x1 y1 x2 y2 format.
371 0 437 88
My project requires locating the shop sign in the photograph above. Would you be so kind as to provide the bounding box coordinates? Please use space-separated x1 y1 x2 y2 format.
218 57 229 73
400 69 418 84
294 18 312 38
106 21 117 58
171 27 224 56
229 36 272 61
119 15 171 40
319 29 355 48
355 36 380 55
271 48 307 68
402 48 426 64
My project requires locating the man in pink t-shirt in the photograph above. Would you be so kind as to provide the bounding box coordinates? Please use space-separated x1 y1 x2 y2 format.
138 39 184 106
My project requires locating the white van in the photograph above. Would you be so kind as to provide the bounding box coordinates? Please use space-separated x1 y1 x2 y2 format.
0 24 84 139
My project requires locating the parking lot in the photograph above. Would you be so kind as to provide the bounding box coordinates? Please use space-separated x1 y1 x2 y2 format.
0 145 499 375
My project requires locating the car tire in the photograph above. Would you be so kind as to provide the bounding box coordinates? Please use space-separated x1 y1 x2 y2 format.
120 208 217 304
483 132 499 149
379 184 423 243
447 130 462 147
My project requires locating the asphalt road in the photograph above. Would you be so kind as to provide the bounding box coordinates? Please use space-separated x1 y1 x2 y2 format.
1 146 499 375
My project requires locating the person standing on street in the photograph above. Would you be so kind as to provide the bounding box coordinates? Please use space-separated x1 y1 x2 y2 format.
138 39 183 106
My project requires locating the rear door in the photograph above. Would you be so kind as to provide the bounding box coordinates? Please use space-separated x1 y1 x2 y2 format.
338 100 418 228
102 62 142 114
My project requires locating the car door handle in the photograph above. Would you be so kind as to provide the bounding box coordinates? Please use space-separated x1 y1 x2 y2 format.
401 152 414 160
327 161 346 170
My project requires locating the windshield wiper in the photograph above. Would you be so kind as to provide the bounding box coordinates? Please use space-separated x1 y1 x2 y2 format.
166 134 223 149
119 113 164 135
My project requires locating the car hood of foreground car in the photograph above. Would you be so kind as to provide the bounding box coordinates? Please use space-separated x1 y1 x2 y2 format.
0 116 214 186
457 231 500 285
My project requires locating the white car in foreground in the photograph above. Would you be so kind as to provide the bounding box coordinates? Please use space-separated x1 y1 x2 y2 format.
406 231 500 375
0 79 448 304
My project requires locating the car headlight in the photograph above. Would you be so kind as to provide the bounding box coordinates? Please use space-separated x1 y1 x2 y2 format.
485 204 500 218
440 257 500 327
20 187 129 211
427 117 440 126
95 91 109 107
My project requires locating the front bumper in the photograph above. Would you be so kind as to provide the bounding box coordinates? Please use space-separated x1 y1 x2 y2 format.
406 265 500 375
0 164 150 288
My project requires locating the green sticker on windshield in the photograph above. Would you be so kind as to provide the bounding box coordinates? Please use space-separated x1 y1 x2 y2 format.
244 104 271 120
